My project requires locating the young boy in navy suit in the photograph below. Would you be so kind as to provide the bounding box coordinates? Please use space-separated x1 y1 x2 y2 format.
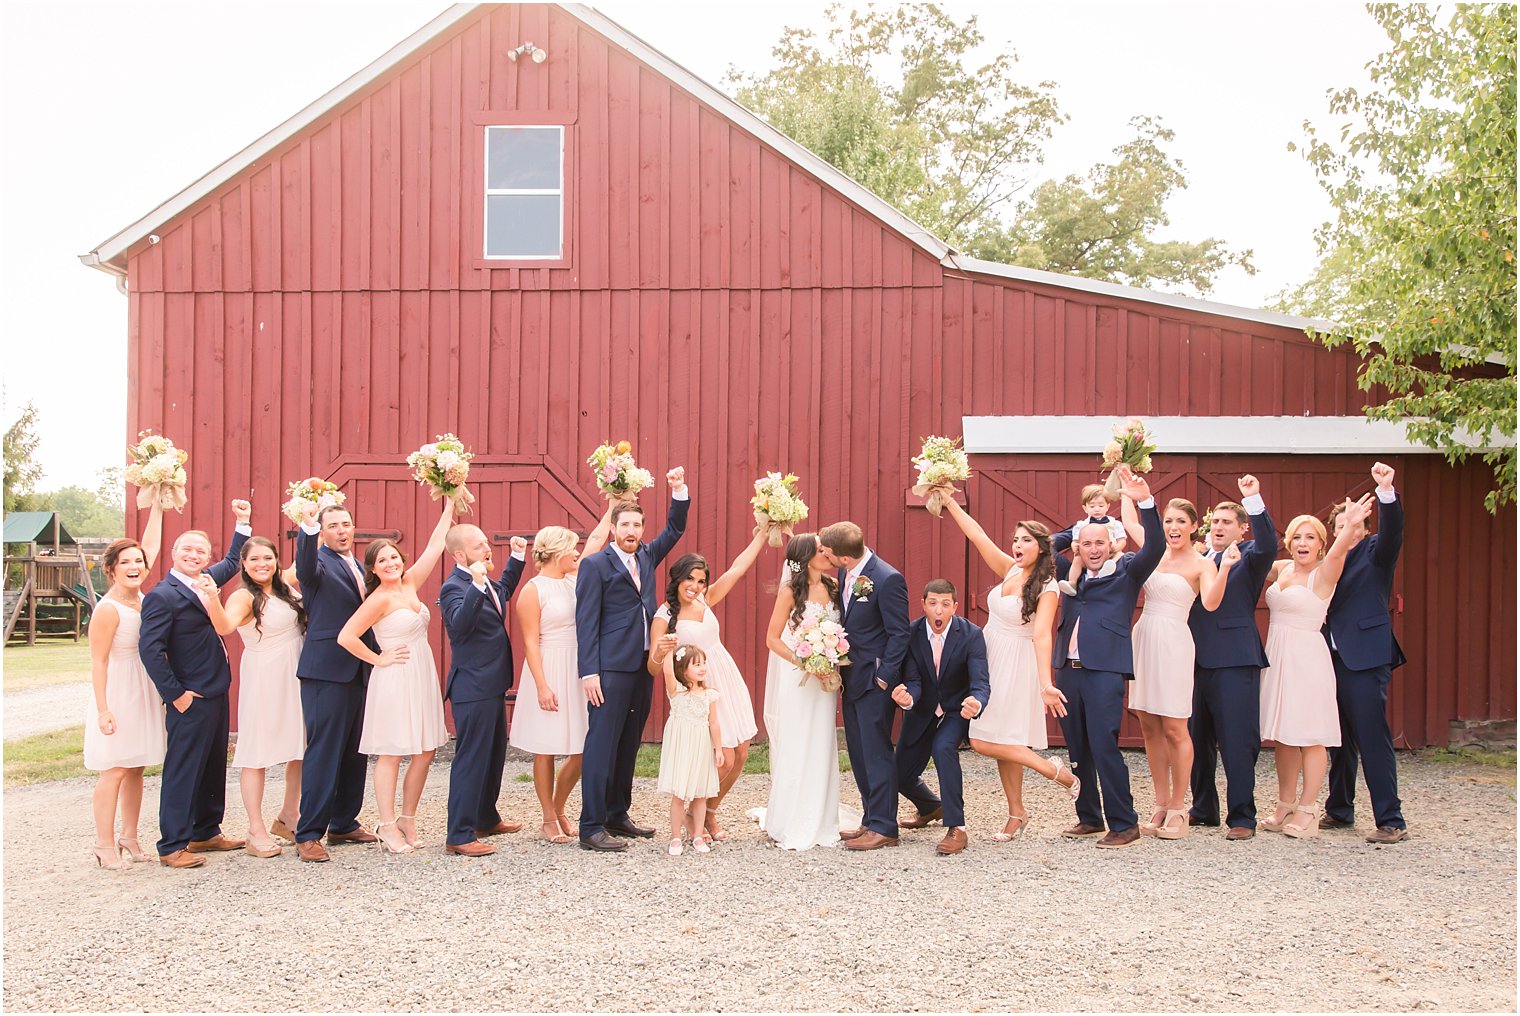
891 579 991 855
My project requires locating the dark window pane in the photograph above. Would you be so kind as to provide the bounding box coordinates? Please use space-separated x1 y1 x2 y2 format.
486 127 561 190
485 194 562 257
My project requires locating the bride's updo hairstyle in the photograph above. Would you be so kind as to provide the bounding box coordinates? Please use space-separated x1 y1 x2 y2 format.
783 533 838 626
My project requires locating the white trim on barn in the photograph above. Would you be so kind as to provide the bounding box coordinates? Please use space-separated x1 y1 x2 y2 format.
962 415 1513 455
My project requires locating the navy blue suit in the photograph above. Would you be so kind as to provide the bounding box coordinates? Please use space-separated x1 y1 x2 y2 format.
1053 503 1165 832
1324 493 1406 829
575 496 689 838
138 529 248 856
896 615 991 828
438 558 525 846
838 551 911 838
293 529 380 843
1187 499 1276 829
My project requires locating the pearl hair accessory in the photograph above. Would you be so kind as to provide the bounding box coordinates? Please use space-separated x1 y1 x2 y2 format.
674 646 687 662
784 559 803 575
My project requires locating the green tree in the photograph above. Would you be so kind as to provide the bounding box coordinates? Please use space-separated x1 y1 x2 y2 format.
731 3 1253 293
1004 117 1256 293
3 401 44 513
1286 4 1516 509
35 483 124 538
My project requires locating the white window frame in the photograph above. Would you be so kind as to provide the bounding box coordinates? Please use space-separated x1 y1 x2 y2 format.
482 125 565 260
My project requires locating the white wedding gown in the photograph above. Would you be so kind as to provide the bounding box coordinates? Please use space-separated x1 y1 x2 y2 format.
756 601 860 850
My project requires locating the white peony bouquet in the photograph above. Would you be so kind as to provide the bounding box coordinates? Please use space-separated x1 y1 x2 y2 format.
282 477 346 524
1100 418 1158 496
751 472 809 546
781 600 850 694
124 430 188 512
910 435 971 516
407 433 475 514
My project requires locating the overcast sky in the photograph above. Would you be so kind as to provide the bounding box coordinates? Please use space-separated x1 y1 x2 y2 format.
0 0 1389 490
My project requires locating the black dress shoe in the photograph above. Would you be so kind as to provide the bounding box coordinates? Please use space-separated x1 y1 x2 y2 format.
1187 814 1217 827
604 820 655 839
579 831 628 852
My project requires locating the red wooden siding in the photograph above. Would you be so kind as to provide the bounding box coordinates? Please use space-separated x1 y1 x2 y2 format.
118 4 1513 743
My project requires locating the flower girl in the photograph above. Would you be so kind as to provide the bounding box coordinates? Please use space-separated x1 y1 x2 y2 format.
652 643 723 856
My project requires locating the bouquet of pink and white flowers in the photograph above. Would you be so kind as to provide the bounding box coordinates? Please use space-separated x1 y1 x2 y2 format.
407 433 475 514
281 477 346 524
124 430 188 512
587 440 654 501
751 471 808 546
911 435 971 516
1101 418 1158 496
781 600 850 694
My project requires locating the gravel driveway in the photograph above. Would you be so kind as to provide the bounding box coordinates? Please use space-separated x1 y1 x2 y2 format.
3 750 1513 1012
2 681 90 741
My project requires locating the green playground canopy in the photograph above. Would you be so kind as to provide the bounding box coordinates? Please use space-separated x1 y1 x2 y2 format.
2 512 78 546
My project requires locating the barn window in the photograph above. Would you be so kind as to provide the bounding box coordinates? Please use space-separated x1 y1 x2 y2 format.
483 125 564 259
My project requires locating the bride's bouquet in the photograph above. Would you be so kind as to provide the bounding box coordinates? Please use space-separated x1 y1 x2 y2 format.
124 430 189 512
407 433 476 514
281 477 346 523
910 435 971 516
782 600 850 694
587 440 654 501
751 471 808 546
1100 418 1157 496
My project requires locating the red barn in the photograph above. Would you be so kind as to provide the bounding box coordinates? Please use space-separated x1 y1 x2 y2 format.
82 3 1514 747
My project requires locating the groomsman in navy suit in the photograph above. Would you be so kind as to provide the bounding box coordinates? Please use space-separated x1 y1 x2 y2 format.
1187 474 1276 840
820 521 911 851
1052 467 1165 848
1322 461 1408 844
138 500 251 867
576 468 689 852
438 525 528 857
891 579 991 855
292 503 381 862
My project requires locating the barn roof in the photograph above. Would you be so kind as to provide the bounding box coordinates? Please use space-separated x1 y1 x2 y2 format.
78 2 1334 336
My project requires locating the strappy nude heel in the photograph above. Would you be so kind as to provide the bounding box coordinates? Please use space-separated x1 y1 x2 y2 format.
1049 755 1081 801
1283 803 1321 839
991 814 1028 842
94 845 130 871
375 820 414 854
1261 799 1296 833
116 836 150 862
397 814 423 849
1155 809 1190 840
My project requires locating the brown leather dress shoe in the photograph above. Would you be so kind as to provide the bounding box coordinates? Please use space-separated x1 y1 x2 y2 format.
842 830 899 851
158 849 207 868
935 827 967 855
1095 826 1141 849
1365 825 1408 844
1319 815 1355 830
327 826 379 845
900 807 943 829
445 839 497 857
578 831 628 852
476 820 523 836
296 840 330 863
186 834 246 852
839 826 867 841
1225 826 1257 841
1062 822 1105 838
270 818 296 842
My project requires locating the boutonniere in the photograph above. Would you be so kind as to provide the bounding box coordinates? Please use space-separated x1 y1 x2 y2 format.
852 575 874 602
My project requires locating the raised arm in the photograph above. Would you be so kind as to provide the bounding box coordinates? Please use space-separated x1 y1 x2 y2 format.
403 500 456 590
498 537 528 601
140 502 165 571
295 504 322 591
706 529 769 607
943 498 1016 577
647 468 691 566
1316 494 1374 594
207 500 252 587
583 503 615 557
1369 461 1404 570
1118 467 1165 583
1119 492 1144 548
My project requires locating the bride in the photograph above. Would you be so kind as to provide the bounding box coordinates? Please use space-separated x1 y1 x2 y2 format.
759 533 858 849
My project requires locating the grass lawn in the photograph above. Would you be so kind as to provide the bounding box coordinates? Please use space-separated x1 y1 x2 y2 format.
1424 745 1517 787
3 725 164 786
3 643 94 693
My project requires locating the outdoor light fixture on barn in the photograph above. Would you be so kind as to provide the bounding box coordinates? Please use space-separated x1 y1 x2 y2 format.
507 40 547 62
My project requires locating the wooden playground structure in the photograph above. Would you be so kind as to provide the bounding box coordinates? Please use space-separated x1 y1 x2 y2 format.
3 512 98 644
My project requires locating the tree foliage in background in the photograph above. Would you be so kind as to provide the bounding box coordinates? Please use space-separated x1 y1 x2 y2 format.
4 402 44 514
1284 3 1516 509
730 3 1254 293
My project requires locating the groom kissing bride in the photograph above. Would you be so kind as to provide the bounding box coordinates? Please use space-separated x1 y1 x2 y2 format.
819 522 911 851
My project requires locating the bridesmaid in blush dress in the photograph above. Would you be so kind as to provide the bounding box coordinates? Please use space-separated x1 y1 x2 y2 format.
202 536 306 857
1224 494 1373 840
647 527 772 842
1119 493 1226 840
510 511 612 843
84 503 165 870
336 500 455 854
940 500 1079 840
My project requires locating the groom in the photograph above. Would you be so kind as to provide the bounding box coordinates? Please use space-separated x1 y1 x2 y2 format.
576 467 689 852
819 521 910 851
